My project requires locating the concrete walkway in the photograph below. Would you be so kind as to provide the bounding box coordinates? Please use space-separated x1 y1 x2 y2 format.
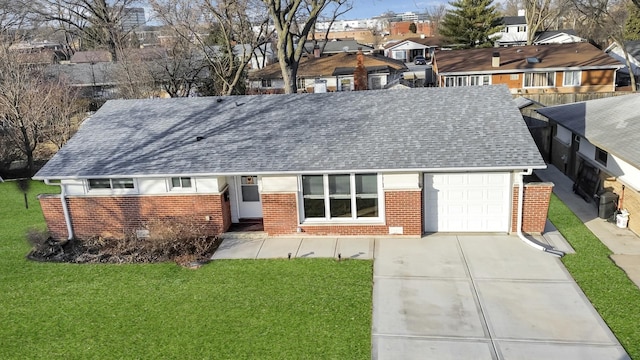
536 165 640 288
372 235 629 360
212 236 374 260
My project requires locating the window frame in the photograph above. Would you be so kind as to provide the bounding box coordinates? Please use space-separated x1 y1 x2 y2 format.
170 177 193 191
87 178 136 193
523 71 556 88
261 79 272 88
299 173 384 223
595 147 608 166
563 70 582 87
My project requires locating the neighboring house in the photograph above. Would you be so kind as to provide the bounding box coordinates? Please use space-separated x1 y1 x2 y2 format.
432 42 623 94
605 40 640 90
303 40 374 56
533 30 586 45
34 86 552 241
383 36 441 62
70 50 113 64
46 62 119 102
247 50 407 93
493 15 527 47
537 94 640 235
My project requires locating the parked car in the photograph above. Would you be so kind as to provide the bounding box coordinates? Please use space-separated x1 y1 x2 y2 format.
414 56 427 65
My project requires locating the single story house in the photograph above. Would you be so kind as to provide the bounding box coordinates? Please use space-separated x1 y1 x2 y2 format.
383 36 441 62
433 42 623 94
34 86 552 240
247 51 407 93
537 94 640 235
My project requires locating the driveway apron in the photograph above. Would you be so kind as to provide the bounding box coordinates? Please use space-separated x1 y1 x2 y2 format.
371 234 629 360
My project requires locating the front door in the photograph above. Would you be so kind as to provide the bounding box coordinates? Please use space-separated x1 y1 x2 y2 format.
235 175 263 219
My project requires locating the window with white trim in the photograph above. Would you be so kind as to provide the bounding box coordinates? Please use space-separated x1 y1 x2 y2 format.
171 177 192 189
261 79 272 88
301 174 380 221
88 178 134 189
563 70 581 86
443 75 490 87
297 77 306 90
523 72 555 87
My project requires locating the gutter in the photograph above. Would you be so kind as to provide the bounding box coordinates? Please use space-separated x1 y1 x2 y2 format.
516 169 565 257
44 179 74 240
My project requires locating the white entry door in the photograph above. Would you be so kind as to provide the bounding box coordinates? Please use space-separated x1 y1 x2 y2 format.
424 173 511 232
235 175 263 219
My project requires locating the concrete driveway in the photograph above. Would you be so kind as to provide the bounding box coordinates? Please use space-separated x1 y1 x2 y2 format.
372 234 629 360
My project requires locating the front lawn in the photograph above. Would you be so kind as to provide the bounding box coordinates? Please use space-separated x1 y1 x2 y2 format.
548 194 640 359
0 181 372 359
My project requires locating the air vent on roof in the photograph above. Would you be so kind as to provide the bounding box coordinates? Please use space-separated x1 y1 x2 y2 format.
526 57 540 64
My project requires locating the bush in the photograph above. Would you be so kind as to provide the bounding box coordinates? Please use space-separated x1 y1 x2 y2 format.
26 220 220 266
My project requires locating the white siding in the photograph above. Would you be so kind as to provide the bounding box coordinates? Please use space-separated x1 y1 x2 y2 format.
61 179 85 196
261 175 298 193
383 173 420 190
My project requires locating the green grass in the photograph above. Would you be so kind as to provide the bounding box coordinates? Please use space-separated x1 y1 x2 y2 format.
548 194 640 359
0 181 373 359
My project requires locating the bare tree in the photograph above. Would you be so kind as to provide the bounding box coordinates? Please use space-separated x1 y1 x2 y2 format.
147 39 208 97
308 1 353 54
524 0 570 44
23 0 139 60
263 0 352 93
150 0 272 95
41 80 88 149
571 0 635 90
0 0 28 37
111 48 158 99
425 4 448 36
0 47 85 173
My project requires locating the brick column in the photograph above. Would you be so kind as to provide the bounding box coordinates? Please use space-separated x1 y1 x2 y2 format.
511 182 554 233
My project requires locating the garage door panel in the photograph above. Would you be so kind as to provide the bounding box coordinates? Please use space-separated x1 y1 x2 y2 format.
424 173 511 232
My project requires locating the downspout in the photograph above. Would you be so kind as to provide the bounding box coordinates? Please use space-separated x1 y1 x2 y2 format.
516 169 564 257
44 179 74 240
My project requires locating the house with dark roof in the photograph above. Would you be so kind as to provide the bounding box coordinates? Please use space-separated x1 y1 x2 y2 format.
247 50 407 93
537 94 640 235
432 42 623 94
34 86 553 241
492 15 527 47
605 40 640 90
533 30 586 45
383 36 442 62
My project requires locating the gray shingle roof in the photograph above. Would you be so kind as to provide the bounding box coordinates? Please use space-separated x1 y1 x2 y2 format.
537 93 640 169
34 86 545 179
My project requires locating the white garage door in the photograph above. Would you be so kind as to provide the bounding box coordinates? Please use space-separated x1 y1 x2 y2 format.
424 173 511 232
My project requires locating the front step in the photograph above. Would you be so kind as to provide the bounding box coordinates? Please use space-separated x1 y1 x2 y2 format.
219 231 268 240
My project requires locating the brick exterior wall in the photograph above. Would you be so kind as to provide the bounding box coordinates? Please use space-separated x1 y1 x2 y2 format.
39 193 231 240
262 190 423 236
511 183 554 233
262 193 299 235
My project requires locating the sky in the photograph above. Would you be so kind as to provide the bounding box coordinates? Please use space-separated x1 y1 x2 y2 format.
340 0 445 20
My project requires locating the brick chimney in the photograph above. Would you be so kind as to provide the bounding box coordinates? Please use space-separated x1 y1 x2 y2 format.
354 47 368 91
313 44 320 58
492 52 500 68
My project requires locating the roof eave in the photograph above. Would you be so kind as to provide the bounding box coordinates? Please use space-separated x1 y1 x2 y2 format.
33 165 548 181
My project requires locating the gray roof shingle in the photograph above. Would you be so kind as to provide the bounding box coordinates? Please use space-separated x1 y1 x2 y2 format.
34 86 545 179
537 94 640 169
